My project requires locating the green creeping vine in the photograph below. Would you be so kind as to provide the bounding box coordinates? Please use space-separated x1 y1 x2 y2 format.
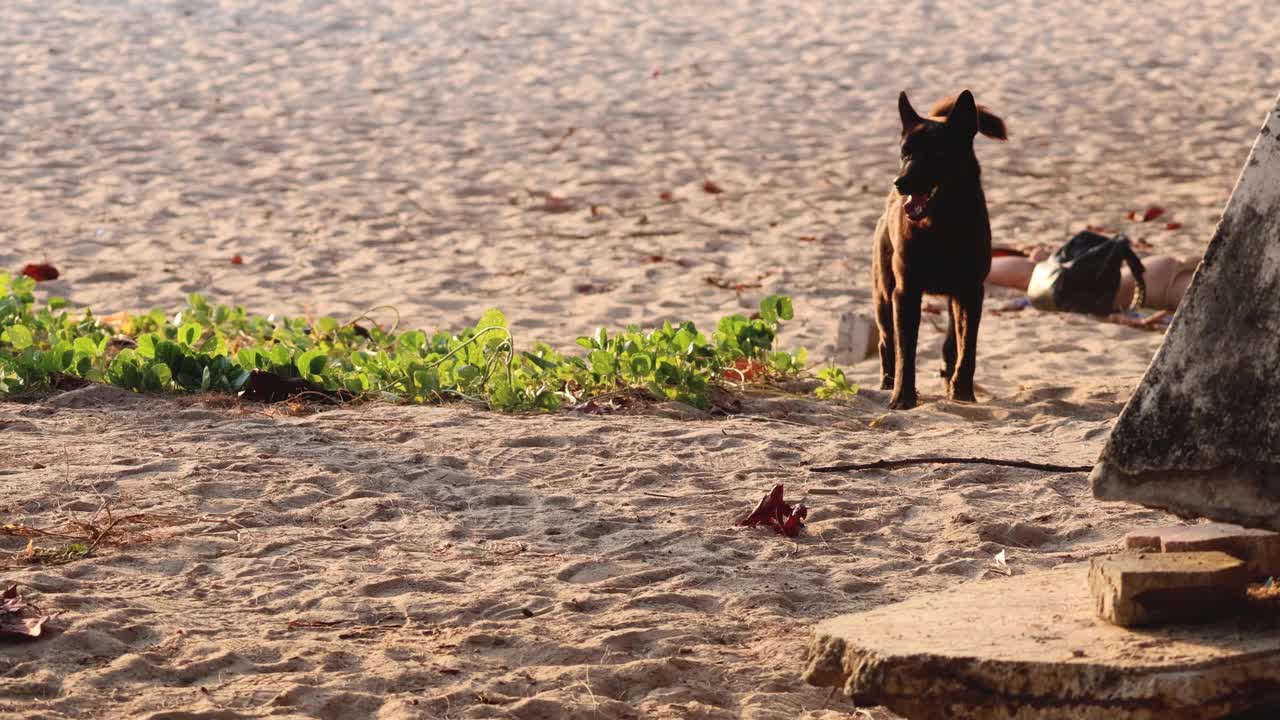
0 273 857 411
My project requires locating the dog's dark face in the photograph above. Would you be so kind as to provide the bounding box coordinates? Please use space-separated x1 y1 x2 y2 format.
893 90 979 222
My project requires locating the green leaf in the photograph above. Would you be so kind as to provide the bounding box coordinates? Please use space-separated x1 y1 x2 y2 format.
629 354 653 376
177 322 202 348
455 364 481 383
296 349 328 378
522 351 559 372
776 296 794 321
317 316 339 334
268 345 292 368
145 363 173 390
230 369 252 390
3 325 34 350
137 334 158 359
589 349 616 375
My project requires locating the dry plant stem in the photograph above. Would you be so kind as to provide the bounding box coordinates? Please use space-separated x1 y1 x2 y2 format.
809 456 1093 473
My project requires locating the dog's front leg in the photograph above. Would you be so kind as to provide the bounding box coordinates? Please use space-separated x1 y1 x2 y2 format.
948 286 984 402
876 297 896 390
889 287 922 409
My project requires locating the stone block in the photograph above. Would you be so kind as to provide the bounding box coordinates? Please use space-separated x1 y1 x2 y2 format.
804 564 1280 719
1089 551 1249 627
1123 523 1280 578
834 310 877 364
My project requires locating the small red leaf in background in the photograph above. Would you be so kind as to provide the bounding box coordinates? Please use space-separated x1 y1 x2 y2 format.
1164 222 1182 230
1 585 56 640
1142 206 1165 222
1125 211 1138 222
230 254 244 265
20 264 59 282
573 281 612 295
702 180 723 195
542 196 574 213
658 191 674 202
738 484 807 538
590 205 600 217
651 67 662 79
704 275 763 294
724 357 766 382
644 254 693 268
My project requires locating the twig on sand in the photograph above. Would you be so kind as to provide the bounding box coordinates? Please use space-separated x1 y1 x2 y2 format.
809 456 1093 474
641 489 727 500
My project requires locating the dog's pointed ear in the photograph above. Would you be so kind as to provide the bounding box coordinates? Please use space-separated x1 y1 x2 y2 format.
946 89 979 138
899 91 923 134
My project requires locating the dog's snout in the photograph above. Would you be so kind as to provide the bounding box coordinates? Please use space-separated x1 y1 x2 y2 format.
893 176 909 193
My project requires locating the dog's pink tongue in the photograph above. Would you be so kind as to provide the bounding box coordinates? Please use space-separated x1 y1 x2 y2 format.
905 195 926 219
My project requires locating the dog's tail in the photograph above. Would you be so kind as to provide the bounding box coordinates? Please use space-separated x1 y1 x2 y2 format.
929 94 1008 140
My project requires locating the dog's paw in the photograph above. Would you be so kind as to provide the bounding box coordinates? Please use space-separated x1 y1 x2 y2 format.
880 379 894 391
887 392 918 410
948 387 976 403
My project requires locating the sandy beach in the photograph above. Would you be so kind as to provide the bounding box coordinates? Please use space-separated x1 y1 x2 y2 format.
3 0 1280 717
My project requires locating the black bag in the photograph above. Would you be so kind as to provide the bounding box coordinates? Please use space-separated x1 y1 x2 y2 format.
1026 231 1146 315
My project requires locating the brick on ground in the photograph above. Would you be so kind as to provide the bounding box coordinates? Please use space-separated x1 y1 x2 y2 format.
1124 522 1280 578
1089 551 1250 627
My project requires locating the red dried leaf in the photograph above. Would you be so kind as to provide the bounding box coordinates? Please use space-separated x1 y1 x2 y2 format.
20 263 59 282
645 255 666 263
702 180 723 195
739 484 806 537
798 236 818 243
230 254 244 265
1164 222 1182 230
658 191 674 202
541 196 574 213
651 67 662 79
780 504 808 538
724 357 765 382
1125 211 1138 222
740 485 789 527
590 205 600 217
573 282 612 295
1142 206 1165 222
1 586 56 640
705 276 763 293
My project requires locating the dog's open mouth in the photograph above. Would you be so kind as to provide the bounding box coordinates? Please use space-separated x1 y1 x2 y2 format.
903 187 936 221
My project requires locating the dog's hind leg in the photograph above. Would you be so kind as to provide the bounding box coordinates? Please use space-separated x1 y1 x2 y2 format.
948 287 984 402
889 288 922 410
940 304 958 382
876 297 896 390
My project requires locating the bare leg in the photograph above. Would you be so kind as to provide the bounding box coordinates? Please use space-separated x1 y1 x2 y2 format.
986 256 1037 292
1114 256 1196 311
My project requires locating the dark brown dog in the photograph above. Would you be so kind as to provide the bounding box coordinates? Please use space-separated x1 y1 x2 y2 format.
872 89 1007 409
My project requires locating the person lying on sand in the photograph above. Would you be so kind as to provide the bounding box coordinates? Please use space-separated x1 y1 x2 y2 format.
986 242 1196 314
